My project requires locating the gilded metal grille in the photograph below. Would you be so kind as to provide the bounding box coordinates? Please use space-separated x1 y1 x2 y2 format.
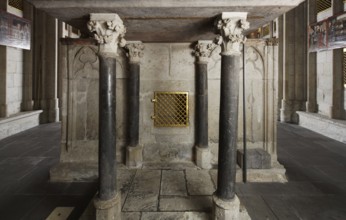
317 0 332 13
152 92 189 127
9 0 23 10
344 51 346 86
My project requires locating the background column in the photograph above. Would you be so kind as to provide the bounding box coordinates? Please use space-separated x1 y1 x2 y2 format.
88 13 126 220
306 0 318 113
212 12 249 220
331 0 345 119
194 40 216 169
125 42 144 167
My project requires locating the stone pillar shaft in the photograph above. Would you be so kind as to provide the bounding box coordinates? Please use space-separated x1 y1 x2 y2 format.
22 1 34 111
194 41 216 169
306 0 318 113
88 13 126 220
128 63 140 146
125 42 144 167
196 62 208 148
98 55 117 200
216 55 240 200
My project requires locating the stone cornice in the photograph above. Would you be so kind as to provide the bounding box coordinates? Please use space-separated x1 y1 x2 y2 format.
194 40 218 63
87 13 126 57
125 42 144 63
215 12 249 56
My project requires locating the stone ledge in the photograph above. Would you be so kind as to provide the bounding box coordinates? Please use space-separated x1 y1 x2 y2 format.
297 111 346 143
237 148 271 169
0 110 42 140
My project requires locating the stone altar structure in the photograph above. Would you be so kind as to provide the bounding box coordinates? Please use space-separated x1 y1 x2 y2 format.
51 35 283 182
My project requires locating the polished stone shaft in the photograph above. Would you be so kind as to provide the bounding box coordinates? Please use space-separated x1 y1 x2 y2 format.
196 62 209 148
98 55 117 201
128 63 140 147
216 55 240 200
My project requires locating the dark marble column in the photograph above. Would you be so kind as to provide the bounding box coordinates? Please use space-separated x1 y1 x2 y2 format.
87 13 127 220
216 54 240 200
98 54 117 200
125 42 144 167
212 12 249 220
194 41 216 169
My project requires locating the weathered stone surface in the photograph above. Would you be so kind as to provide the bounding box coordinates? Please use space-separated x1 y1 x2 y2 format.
212 195 242 220
211 166 287 184
159 196 212 212
161 170 187 196
121 212 141 220
122 192 158 211
237 149 271 169
141 212 210 220
195 146 212 169
118 169 137 206
185 170 215 195
142 162 198 170
94 193 121 220
297 111 346 144
27 0 305 42
126 145 143 168
130 170 161 193
0 110 42 140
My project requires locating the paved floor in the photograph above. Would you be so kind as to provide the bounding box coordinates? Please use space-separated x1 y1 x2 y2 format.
0 122 346 219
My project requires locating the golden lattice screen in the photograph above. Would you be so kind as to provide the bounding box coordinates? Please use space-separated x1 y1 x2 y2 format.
9 0 23 10
317 0 332 13
152 92 189 127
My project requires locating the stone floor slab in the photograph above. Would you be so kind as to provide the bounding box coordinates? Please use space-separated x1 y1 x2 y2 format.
118 169 137 206
185 170 215 195
131 170 161 194
159 196 212 212
122 192 158 212
239 195 278 220
121 212 141 220
142 162 198 170
141 212 210 220
160 170 187 196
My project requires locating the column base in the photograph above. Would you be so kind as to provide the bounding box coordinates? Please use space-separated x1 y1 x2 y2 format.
126 145 143 168
212 194 250 220
0 104 8 118
94 193 121 220
39 99 59 123
21 100 34 111
280 99 293 123
306 101 318 113
195 146 212 169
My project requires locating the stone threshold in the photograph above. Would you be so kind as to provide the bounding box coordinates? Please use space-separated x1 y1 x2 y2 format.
0 110 42 140
297 111 346 143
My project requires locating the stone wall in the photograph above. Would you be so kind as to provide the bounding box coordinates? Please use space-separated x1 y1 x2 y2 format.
0 3 42 140
6 47 23 116
316 50 333 117
0 5 24 117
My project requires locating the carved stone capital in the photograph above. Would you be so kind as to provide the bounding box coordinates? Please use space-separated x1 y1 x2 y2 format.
266 38 279 46
214 12 249 56
125 41 145 63
194 40 218 63
87 13 126 57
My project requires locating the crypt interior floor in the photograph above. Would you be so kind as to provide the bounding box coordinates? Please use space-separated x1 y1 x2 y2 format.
0 122 346 219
